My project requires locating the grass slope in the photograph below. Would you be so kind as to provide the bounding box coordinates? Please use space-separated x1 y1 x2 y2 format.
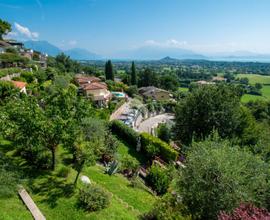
0 138 156 220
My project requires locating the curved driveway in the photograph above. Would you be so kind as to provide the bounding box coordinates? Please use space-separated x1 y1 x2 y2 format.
137 113 174 133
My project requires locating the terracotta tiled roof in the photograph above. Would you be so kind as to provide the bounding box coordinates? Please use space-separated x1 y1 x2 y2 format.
83 82 107 90
12 81 27 89
75 76 101 84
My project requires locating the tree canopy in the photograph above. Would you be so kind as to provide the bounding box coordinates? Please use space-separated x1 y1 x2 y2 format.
174 84 250 146
176 138 270 220
0 19 11 40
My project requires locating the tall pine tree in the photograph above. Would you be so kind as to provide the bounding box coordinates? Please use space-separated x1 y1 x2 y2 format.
131 61 137 85
105 60 114 80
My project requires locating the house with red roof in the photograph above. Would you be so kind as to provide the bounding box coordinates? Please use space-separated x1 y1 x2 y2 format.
75 75 111 106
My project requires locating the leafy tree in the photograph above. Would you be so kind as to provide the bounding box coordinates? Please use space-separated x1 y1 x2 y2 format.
53 53 81 73
176 138 270 219
131 61 137 85
159 74 179 91
73 139 96 185
105 60 114 80
138 68 158 87
3 84 94 170
157 123 171 143
245 100 270 122
174 84 247 145
4 97 51 169
0 19 11 40
255 83 263 90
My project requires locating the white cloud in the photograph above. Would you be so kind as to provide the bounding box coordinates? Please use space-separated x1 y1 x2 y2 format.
14 22 39 39
144 39 188 48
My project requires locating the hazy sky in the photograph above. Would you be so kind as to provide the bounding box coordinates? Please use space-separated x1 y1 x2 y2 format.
1 0 270 55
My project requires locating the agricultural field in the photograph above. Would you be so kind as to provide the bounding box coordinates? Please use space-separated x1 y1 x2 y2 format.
237 74 270 102
236 74 270 85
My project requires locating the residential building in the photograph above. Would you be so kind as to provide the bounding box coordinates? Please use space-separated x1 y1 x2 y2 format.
196 80 215 85
138 86 172 101
75 75 111 106
212 76 226 82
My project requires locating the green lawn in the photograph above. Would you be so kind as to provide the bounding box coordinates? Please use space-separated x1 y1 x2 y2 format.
84 165 156 213
179 87 189 92
0 138 156 220
241 94 267 103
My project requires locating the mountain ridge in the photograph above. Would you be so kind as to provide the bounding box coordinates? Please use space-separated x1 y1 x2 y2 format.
24 40 102 60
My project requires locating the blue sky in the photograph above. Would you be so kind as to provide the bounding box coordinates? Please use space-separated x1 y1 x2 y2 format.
1 0 270 55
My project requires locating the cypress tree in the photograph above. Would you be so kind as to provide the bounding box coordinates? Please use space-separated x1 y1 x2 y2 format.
131 61 137 85
105 60 114 80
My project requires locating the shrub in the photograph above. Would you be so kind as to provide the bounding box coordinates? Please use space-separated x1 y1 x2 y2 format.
140 133 178 162
146 164 171 195
78 185 110 212
157 123 171 143
109 120 139 147
120 155 140 177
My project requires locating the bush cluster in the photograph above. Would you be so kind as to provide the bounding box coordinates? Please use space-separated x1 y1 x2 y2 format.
78 185 110 212
0 67 22 78
140 133 178 162
109 120 139 146
146 164 171 195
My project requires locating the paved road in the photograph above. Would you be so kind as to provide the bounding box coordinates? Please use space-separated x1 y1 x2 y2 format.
137 113 174 133
109 99 131 121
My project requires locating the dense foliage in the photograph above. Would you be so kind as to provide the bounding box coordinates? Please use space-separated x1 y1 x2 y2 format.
176 138 270 220
174 84 256 146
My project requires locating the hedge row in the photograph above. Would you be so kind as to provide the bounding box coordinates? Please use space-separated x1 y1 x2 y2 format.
140 132 178 162
109 120 179 162
109 120 139 147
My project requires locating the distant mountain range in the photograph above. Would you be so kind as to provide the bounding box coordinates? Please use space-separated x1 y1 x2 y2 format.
23 40 270 62
111 45 206 60
24 40 102 60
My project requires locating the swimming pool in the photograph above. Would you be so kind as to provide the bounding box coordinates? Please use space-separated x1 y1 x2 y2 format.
111 92 126 98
